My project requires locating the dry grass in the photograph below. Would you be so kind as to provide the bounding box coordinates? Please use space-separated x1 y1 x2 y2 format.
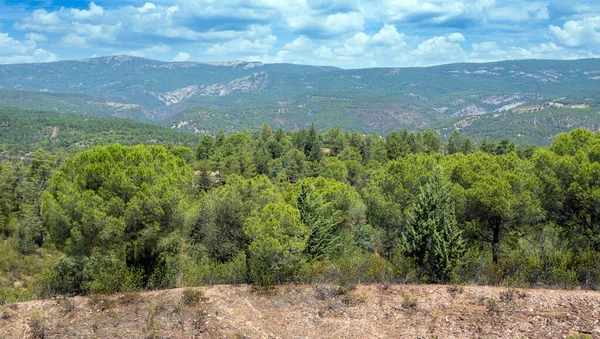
0 284 598 338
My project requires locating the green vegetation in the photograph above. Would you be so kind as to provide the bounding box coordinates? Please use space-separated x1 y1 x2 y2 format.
2 57 600 144
0 107 198 154
1 124 600 305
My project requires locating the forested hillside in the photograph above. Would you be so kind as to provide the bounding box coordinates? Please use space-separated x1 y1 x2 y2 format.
1 125 599 305
0 107 198 154
1 56 600 144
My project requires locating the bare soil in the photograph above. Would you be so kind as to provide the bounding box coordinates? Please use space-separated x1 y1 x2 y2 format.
1 284 599 338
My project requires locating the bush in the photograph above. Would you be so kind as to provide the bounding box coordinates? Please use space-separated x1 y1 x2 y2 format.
58 297 75 313
0 286 31 305
244 203 308 287
181 288 204 306
573 249 600 290
118 292 142 305
82 256 144 294
485 297 503 315
401 289 419 309
88 295 114 311
29 309 45 339
181 252 248 286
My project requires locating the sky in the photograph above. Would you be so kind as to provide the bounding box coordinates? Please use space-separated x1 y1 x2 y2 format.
0 0 600 68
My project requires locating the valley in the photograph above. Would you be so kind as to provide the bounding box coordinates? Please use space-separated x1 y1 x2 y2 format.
2 56 600 144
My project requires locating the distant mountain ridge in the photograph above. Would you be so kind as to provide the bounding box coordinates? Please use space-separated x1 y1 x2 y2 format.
1 55 600 144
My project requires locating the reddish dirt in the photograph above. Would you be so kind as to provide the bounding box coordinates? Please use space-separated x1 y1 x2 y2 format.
1 284 599 338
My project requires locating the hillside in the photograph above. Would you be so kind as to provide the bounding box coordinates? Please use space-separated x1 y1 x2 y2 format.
0 107 197 153
1 56 600 144
1 285 598 338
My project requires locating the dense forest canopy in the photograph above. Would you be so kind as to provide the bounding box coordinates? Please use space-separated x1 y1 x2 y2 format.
1 124 600 303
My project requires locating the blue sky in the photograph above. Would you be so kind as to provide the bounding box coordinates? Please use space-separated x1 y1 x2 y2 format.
1 0 599 68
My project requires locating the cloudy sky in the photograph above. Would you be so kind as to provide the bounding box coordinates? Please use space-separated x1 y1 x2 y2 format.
0 0 599 68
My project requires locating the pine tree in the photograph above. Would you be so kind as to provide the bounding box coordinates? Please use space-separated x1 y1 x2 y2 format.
306 123 323 162
402 168 465 282
297 181 342 259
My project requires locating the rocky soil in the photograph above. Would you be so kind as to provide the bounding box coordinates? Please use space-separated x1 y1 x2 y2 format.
1 284 599 338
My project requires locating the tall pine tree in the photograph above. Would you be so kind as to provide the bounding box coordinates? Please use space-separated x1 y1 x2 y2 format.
297 181 342 260
402 168 465 283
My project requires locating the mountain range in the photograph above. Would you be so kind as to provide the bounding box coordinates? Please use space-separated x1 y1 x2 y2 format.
1 55 600 144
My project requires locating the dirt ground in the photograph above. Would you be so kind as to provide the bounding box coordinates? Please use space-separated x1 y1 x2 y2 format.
0 284 599 338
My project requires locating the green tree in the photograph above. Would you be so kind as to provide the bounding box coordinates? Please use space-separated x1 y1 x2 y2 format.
196 135 215 160
402 169 465 282
386 131 410 160
41 144 193 290
272 149 306 183
290 177 368 259
296 181 342 260
190 175 283 262
319 157 348 183
461 137 477 154
564 161 600 251
306 124 323 162
214 134 256 178
365 133 388 164
446 131 475 155
323 126 348 156
363 154 442 254
423 128 442 154
253 145 272 175
259 122 273 141
244 203 308 286
479 137 497 155
449 152 543 262
551 128 595 156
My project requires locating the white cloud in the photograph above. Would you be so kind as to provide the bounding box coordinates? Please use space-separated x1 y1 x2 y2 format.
282 35 313 53
0 31 36 55
14 2 189 43
413 34 465 57
123 44 171 58
206 35 277 56
25 33 46 42
395 33 467 66
372 24 405 45
447 32 466 42
13 9 63 32
60 33 88 47
334 24 406 56
70 2 104 20
174 52 190 61
2 0 600 67
138 3 157 14
173 0 277 22
550 16 600 47
472 41 497 52
0 48 57 64
468 41 579 63
531 42 563 53
489 2 549 22
375 0 494 25
287 11 364 37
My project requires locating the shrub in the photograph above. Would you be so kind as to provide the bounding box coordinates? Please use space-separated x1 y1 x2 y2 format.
244 203 308 287
58 297 75 313
401 290 419 309
82 256 144 294
118 292 142 305
574 249 600 290
447 285 464 298
29 309 45 339
181 288 204 306
88 295 114 311
485 297 503 315
146 302 160 338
